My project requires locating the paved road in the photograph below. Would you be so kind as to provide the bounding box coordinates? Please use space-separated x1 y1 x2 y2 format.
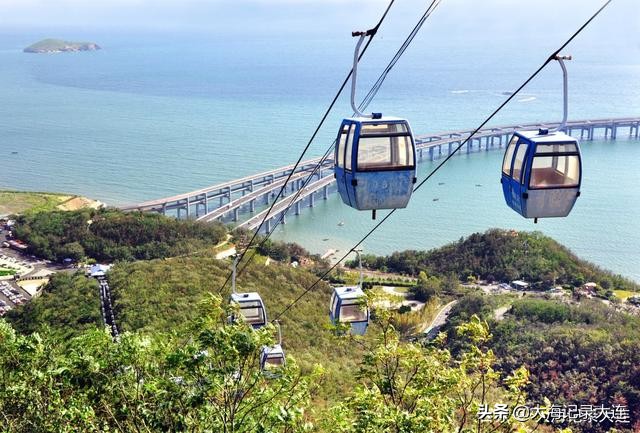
421 300 458 337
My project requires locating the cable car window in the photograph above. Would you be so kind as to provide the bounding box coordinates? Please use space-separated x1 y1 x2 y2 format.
535 143 578 154
345 126 354 171
511 143 529 184
240 301 265 325
339 301 367 322
337 125 349 168
530 155 580 188
357 135 413 171
330 293 338 316
265 356 285 367
360 123 409 135
502 136 518 175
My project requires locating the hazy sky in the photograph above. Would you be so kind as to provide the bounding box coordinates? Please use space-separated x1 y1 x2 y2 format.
0 0 638 48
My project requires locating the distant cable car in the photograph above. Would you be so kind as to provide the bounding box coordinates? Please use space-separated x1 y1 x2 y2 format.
335 31 417 219
229 255 268 329
501 55 582 223
329 286 370 336
260 321 286 375
329 249 369 335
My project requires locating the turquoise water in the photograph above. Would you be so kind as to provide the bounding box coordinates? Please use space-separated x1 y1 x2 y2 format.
0 28 638 280
270 138 640 282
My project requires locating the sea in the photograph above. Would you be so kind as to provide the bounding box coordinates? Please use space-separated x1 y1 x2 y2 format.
0 15 638 281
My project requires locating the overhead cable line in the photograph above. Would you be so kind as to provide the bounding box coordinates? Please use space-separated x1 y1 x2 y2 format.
236 0 443 277
272 0 614 322
218 0 397 291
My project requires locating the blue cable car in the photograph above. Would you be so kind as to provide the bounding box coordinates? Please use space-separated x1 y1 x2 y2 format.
501 55 581 222
335 116 417 217
329 286 369 336
501 129 581 222
335 31 417 219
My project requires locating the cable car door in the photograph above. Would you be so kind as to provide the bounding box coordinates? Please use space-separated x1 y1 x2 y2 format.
510 140 530 215
343 123 357 207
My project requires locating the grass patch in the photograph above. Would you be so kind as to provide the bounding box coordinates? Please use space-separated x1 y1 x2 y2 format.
0 269 17 276
614 289 636 300
0 190 72 215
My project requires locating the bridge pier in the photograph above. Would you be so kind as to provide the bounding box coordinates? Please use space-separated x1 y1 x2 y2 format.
186 198 190 219
281 212 286 225
323 185 329 200
309 192 315 207
295 201 301 215
429 147 434 161
265 219 271 234
233 208 239 222
250 199 255 212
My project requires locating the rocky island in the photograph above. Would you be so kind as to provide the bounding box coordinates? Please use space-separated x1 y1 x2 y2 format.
23 38 100 54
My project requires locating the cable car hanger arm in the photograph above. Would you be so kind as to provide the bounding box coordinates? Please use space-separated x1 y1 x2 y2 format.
350 34 371 118
554 54 572 132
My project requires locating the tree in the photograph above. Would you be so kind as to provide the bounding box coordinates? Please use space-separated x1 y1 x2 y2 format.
325 313 532 433
59 241 85 262
0 295 318 433
411 271 442 302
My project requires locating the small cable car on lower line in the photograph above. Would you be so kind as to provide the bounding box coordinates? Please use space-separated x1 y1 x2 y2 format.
329 286 369 336
260 320 286 373
230 292 268 329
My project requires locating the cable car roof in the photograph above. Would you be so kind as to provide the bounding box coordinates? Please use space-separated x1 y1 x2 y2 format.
230 292 264 303
343 116 409 123
262 344 284 356
333 286 366 300
515 129 576 143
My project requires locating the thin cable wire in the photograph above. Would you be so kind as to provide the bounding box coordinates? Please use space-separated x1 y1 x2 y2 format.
237 0 442 276
273 0 613 322
218 0 397 291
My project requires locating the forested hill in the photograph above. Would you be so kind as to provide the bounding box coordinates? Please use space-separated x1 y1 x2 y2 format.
11 208 227 262
356 229 638 291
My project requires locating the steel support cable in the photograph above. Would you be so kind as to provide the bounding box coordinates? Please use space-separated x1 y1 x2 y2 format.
236 0 443 277
218 0 397 291
272 0 613 322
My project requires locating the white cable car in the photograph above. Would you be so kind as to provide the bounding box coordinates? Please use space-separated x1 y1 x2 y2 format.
260 321 286 375
230 292 268 330
329 250 369 335
229 255 268 329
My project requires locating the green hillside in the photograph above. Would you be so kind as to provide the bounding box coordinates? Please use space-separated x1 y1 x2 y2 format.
5 210 640 431
356 229 639 292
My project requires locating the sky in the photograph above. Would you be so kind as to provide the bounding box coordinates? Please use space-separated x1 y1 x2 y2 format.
0 0 637 46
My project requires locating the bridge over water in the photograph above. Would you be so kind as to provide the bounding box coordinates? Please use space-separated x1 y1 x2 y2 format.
121 117 640 233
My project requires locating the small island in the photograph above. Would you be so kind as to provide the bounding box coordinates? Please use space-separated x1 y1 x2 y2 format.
23 38 100 54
